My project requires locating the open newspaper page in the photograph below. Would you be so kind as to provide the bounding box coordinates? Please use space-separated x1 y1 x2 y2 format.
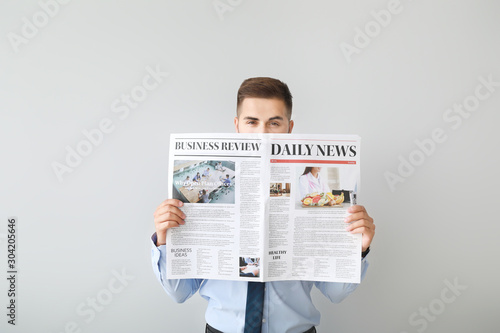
264 134 361 283
166 133 362 283
166 133 268 282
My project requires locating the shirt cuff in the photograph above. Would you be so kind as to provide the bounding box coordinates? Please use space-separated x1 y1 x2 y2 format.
151 232 167 280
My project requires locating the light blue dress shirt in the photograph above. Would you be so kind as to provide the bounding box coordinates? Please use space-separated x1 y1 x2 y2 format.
151 235 369 333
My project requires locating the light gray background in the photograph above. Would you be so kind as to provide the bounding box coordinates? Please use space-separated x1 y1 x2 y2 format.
1 1 499 332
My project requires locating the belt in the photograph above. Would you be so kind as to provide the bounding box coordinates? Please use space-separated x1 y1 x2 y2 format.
205 323 316 333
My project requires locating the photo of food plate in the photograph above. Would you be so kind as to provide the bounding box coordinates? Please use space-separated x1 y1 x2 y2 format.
301 192 344 207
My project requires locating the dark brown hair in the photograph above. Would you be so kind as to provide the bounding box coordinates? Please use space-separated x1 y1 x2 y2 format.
237 77 293 119
302 167 314 176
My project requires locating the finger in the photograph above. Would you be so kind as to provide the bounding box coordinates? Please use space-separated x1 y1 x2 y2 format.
345 220 375 232
155 220 184 233
347 205 366 213
346 225 374 236
155 210 185 226
155 204 186 220
347 225 366 234
344 212 372 224
158 199 184 210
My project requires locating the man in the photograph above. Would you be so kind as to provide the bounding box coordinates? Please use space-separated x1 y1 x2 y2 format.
220 174 231 187
216 162 226 172
151 77 376 333
183 175 193 191
198 189 210 203
203 168 211 178
193 172 201 183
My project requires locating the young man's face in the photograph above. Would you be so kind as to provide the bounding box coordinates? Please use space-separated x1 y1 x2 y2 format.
234 98 294 134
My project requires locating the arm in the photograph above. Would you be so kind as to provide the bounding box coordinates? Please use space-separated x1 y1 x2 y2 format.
314 257 369 303
321 178 330 194
316 205 375 302
151 233 203 303
298 175 308 198
151 198 203 303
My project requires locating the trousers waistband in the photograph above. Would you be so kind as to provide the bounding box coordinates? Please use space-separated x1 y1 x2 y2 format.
205 323 316 333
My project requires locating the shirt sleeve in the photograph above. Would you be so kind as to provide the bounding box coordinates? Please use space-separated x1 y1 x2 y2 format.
298 174 308 198
313 257 370 303
322 178 330 194
150 233 204 303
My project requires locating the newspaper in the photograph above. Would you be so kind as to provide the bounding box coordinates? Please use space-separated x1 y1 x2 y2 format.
166 133 362 283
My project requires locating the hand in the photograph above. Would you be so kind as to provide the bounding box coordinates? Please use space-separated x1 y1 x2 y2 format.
344 205 375 252
153 199 186 246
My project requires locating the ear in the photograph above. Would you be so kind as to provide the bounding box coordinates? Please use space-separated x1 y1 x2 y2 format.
288 120 294 133
234 117 240 133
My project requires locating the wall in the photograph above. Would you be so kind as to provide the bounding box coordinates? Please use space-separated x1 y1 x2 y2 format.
1 1 499 332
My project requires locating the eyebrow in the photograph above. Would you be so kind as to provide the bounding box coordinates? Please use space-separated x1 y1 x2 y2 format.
243 116 285 121
268 116 284 121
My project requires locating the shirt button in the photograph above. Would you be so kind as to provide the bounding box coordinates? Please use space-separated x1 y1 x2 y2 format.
262 319 266 323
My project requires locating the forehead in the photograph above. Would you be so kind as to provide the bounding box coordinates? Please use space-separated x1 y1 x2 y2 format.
238 97 288 119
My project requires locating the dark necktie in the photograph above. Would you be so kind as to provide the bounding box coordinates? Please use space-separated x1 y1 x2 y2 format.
244 281 265 333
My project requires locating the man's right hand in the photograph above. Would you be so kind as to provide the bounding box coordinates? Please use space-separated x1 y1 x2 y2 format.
153 199 186 246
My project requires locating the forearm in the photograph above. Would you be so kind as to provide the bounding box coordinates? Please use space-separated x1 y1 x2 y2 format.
151 233 203 303
314 258 369 303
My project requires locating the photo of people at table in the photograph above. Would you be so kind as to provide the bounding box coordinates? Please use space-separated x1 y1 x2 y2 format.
172 160 236 204
239 257 260 278
270 182 291 197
